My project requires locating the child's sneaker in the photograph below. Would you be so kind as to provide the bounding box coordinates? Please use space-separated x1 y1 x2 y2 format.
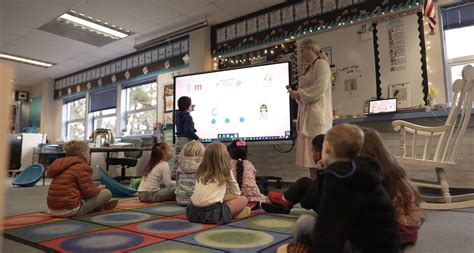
102 199 118 211
261 202 291 214
236 207 251 219
268 191 293 209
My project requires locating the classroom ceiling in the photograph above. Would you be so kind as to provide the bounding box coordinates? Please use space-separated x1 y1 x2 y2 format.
0 0 285 88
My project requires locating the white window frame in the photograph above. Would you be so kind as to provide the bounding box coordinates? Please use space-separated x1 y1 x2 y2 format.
62 97 87 140
120 81 158 137
440 4 474 104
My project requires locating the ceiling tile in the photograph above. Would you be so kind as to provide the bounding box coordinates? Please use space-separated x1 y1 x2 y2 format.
2 1 69 29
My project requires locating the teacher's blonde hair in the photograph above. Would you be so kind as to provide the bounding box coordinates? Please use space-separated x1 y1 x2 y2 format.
301 38 328 61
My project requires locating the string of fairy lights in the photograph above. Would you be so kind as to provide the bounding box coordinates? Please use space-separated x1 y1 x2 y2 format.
212 1 424 71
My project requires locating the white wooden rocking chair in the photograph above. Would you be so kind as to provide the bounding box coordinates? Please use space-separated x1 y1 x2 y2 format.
392 65 474 210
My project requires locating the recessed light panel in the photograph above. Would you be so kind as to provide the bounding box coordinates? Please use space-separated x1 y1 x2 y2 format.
39 10 134 47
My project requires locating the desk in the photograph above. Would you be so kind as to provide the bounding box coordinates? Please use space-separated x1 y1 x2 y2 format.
90 146 153 172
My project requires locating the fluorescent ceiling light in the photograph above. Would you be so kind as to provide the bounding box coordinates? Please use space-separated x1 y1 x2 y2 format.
59 12 129 39
0 53 55 68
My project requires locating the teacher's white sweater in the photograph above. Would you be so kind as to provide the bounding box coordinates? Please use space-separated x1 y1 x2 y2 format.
298 59 333 137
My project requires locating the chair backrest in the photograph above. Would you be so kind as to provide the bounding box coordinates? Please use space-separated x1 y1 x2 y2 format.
434 65 474 163
123 138 143 158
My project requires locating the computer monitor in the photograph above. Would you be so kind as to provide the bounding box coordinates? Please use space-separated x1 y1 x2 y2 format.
368 98 397 115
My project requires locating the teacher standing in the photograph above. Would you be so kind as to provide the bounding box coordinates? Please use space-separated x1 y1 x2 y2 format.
289 39 333 179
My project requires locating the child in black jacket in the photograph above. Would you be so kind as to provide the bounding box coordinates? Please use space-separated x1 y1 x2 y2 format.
280 124 400 253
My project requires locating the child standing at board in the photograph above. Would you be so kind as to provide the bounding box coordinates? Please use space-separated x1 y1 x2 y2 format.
187 142 251 224
228 139 266 208
174 96 200 178
175 140 206 206
138 143 176 202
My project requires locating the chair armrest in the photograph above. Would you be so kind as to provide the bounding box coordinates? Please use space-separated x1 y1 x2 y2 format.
392 120 451 135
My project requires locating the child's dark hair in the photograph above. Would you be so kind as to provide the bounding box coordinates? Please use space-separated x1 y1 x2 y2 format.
228 139 248 188
177 96 192 111
143 142 168 177
311 134 325 153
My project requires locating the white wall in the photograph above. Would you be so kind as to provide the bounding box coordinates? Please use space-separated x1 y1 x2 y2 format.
378 14 424 107
303 23 377 115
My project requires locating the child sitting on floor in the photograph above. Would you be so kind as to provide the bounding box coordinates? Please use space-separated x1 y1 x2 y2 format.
138 143 176 202
360 127 422 246
175 140 205 206
228 139 266 209
47 140 117 217
262 134 325 214
280 124 400 253
186 142 251 224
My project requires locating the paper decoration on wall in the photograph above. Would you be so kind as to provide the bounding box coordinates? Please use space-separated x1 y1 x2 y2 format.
308 0 322 16
258 14 269 31
388 19 407 71
322 0 337 13
294 2 308 20
236 21 246 38
164 112 173 125
54 36 190 99
226 24 236 40
270 10 282 28
165 96 174 112
247 17 257 34
388 82 410 108
282 6 294 24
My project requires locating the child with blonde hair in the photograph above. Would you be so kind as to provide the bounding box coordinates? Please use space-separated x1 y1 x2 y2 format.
138 142 176 202
47 140 117 217
187 142 251 224
175 140 205 206
227 139 266 208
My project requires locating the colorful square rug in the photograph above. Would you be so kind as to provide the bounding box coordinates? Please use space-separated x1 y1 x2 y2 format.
3 200 305 252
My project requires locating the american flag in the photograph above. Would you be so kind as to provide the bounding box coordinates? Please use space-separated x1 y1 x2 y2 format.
424 0 437 33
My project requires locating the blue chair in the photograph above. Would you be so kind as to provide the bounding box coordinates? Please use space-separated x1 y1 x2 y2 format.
96 166 137 197
12 164 44 187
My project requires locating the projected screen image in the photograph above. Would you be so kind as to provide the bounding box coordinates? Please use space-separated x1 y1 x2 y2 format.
174 62 292 143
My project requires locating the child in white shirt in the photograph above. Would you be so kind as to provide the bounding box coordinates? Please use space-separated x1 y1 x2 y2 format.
138 143 176 202
186 142 250 224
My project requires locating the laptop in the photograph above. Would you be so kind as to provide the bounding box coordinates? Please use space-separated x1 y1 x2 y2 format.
368 98 397 115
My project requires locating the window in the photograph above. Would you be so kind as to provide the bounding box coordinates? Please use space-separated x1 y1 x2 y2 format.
92 108 116 130
63 98 86 140
89 88 117 132
441 3 474 103
122 82 157 136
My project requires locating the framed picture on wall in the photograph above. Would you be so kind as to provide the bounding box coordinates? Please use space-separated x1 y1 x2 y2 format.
164 112 173 126
165 96 174 112
152 49 158 61
173 42 181 56
166 45 173 58
321 47 332 65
